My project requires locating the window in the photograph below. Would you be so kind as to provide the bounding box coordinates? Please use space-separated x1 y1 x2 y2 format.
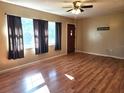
48 22 55 45
21 18 34 49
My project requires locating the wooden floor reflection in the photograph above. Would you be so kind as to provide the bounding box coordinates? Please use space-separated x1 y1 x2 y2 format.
0 53 124 93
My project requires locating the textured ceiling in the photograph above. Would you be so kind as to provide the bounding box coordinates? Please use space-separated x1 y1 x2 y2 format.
1 0 124 18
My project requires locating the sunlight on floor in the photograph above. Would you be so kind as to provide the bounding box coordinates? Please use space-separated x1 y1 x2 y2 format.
48 70 57 81
25 73 45 91
24 73 51 93
33 85 50 93
65 74 74 80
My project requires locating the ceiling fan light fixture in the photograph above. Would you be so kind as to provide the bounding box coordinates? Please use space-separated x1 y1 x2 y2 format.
76 2 82 7
71 9 81 14
64 1 93 14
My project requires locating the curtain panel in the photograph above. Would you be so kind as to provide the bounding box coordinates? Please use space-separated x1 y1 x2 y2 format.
7 15 24 59
33 19 48 54
55 22 62 50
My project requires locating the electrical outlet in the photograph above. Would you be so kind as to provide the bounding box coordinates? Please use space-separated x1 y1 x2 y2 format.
109 49 112 52
106 49 113 55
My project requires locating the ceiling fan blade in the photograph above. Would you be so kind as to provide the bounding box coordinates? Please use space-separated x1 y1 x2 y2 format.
81 0 96 3
66 9 73 12
80 9 84 12
81 5 93 8
62 6 72 8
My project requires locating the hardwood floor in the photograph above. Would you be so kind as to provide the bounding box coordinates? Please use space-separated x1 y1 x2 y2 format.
0 53 124 93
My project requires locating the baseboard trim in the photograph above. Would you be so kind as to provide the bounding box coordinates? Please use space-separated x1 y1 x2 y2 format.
76 50 124 60
0 53 66 74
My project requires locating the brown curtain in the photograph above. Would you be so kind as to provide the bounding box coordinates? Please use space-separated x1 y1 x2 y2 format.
33 19 48 54
7 15 24 59
55 22 62 50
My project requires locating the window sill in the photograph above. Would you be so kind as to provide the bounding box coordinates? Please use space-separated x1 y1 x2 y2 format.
49 45 55 47
24 45 55 50
24 48 34 50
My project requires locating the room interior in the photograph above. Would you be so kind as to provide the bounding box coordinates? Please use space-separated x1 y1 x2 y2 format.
0 0 124 93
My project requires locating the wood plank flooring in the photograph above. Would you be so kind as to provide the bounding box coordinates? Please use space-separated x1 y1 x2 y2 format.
0 53 124 93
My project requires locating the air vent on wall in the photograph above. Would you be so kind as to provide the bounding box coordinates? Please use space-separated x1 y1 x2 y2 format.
97 27 110 31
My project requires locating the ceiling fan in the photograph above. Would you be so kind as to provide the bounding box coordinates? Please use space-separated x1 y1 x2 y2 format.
63 1 93 14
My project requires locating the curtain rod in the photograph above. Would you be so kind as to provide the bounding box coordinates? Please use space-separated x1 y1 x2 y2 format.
4 13 20 17
4 13 17 16
4 13 15 16
4 13 24 18
4 13 62 23
4 13 7 15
